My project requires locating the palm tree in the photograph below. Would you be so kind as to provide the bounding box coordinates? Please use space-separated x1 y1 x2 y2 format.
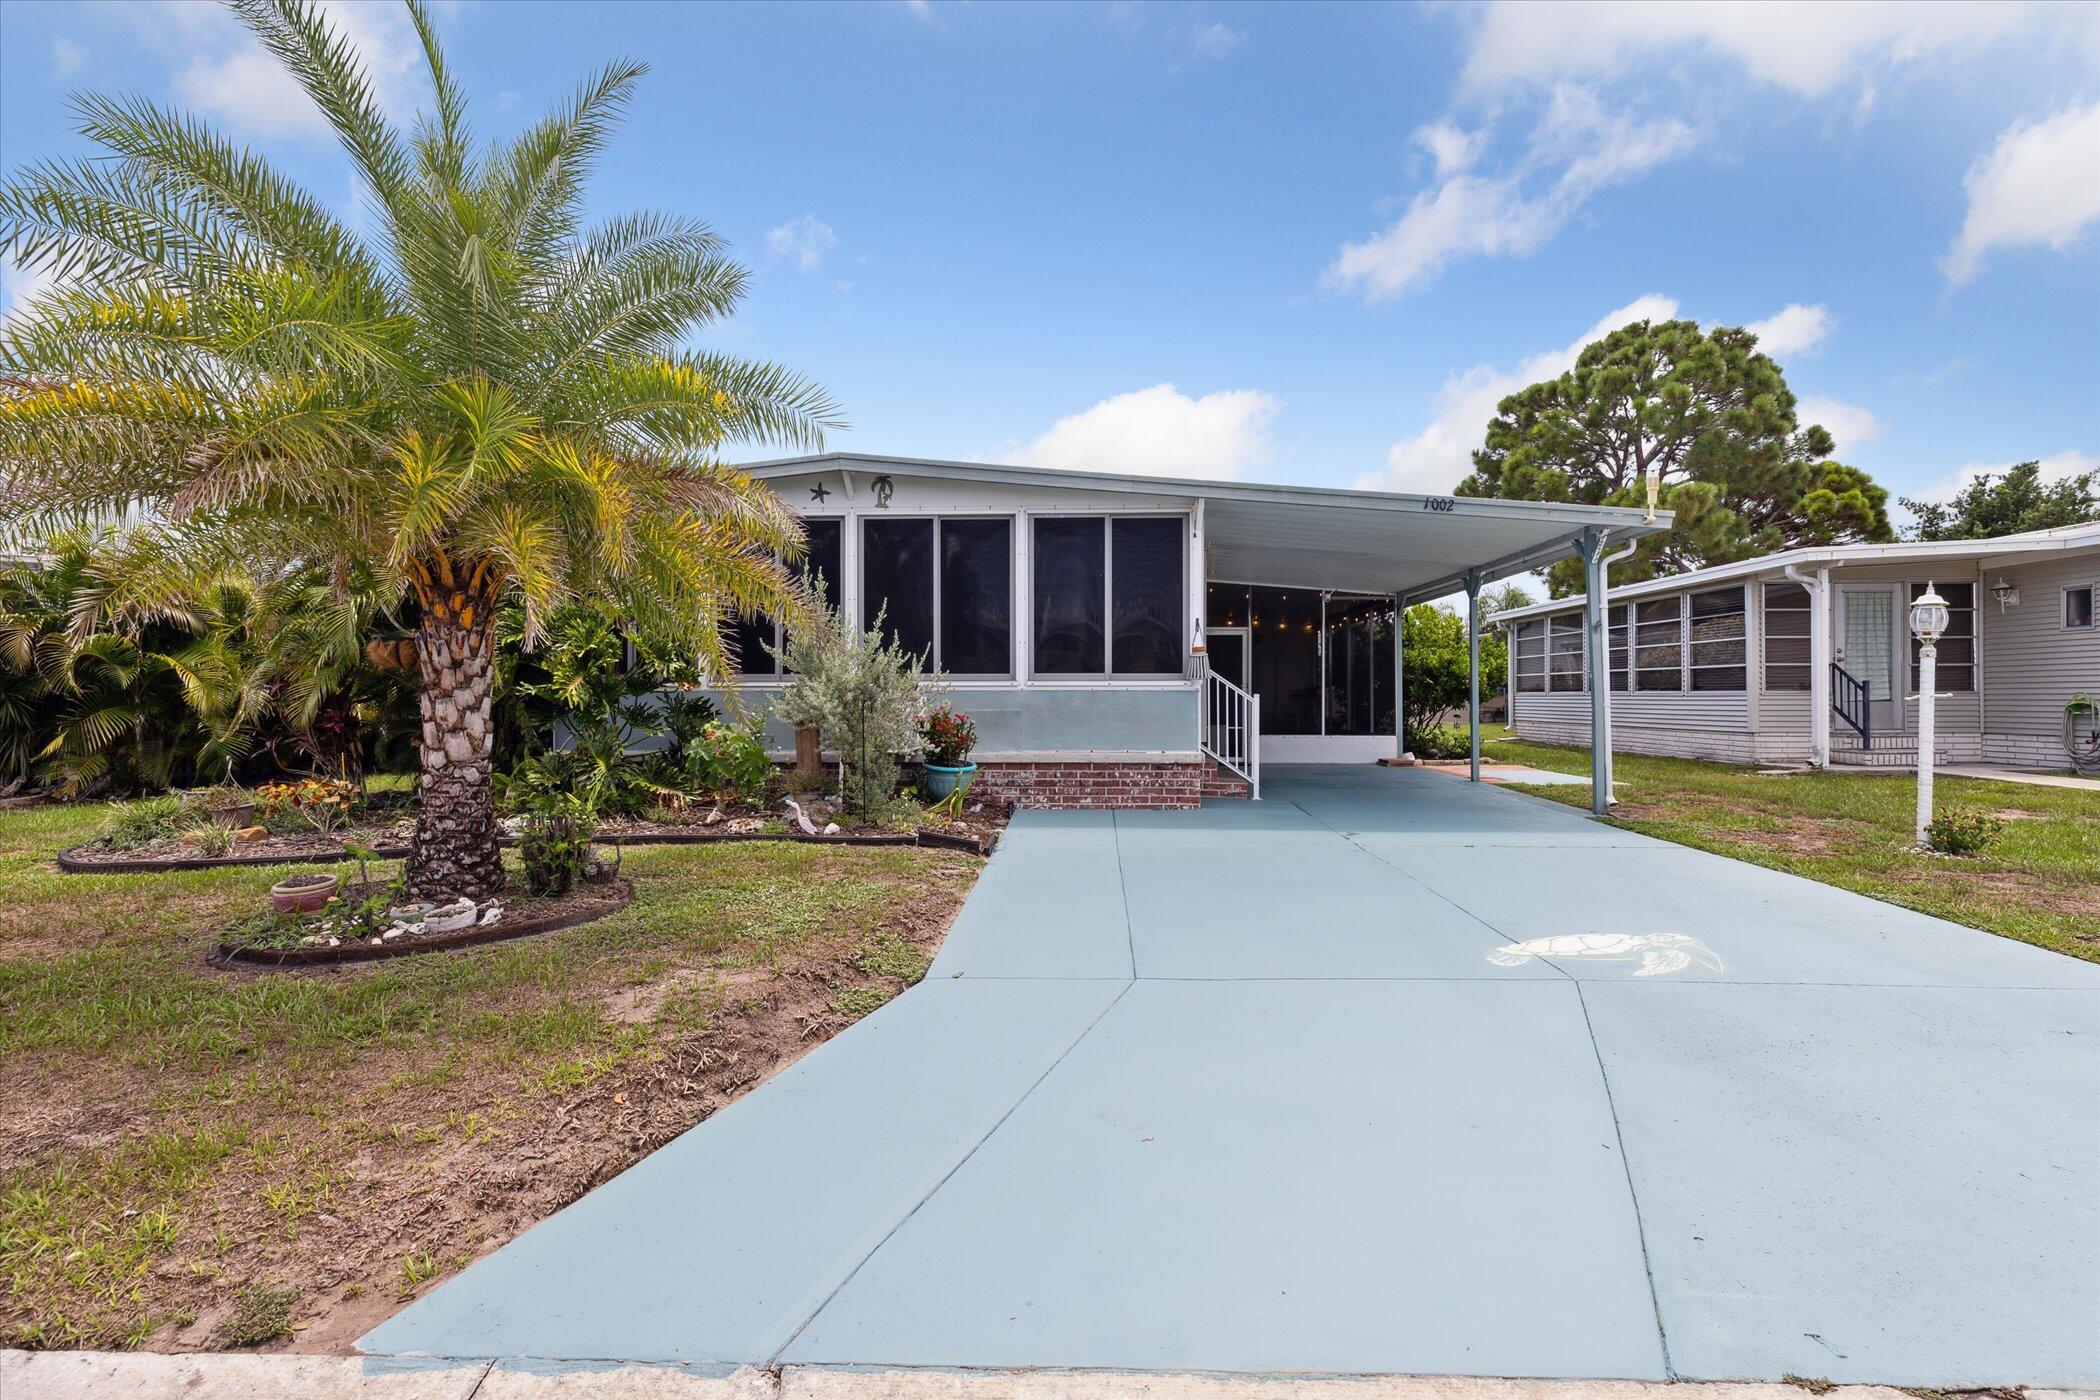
0 0 838 896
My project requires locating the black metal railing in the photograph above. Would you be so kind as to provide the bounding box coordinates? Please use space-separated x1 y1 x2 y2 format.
1831 662 1871 749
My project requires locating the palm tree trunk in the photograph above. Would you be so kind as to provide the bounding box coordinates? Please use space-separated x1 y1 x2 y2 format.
406 611 503 900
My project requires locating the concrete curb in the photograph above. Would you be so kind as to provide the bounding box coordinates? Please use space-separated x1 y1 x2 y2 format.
6 1355 2095 1400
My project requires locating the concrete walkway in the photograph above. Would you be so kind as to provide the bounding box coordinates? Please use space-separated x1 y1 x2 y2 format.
362 768 2100 1387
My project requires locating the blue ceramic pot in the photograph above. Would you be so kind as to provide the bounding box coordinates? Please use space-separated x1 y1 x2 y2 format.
922 762 978 800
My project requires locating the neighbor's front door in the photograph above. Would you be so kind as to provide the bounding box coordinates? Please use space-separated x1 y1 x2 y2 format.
1836 585 1903 732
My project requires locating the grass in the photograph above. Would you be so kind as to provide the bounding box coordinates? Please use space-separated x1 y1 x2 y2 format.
1482 726 2100 963
0 794 980 1351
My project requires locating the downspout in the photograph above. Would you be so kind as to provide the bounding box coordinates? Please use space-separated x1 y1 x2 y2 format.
1785 561 1829 769
1593 533 1639 807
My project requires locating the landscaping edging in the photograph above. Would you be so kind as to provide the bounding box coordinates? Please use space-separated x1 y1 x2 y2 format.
56 842 412 874
211 880 636 969
63 826 997 875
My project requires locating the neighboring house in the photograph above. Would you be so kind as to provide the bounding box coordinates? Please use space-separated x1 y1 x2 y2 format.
719 454 1663 807
1497 522 2100 770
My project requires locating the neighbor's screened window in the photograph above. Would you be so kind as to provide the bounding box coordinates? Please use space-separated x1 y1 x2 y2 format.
1512 620 1546 693
1762 582 1812 691
1689 587 1748 691
1547 613 1586 692
733 518 841 676
939 519 1013 675
1608 605 1629 692
1910 581 1976 693
1634 597 1684 691
861 518 936 662
1031 516 1186 677
2066 585 2094 630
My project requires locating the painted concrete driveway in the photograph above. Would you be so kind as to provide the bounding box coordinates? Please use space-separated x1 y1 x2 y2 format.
363 767 2100 1386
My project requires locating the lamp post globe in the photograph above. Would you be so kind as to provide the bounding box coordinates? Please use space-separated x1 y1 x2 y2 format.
1910 583 1948 849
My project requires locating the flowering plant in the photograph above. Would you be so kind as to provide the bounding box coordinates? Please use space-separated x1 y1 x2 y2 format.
256 778 359 834
918 705 977 767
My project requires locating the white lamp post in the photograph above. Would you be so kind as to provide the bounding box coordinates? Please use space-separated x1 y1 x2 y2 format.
1909 583 1950 848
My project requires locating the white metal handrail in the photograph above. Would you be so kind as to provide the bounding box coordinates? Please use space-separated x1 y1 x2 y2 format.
1198 663 1261 800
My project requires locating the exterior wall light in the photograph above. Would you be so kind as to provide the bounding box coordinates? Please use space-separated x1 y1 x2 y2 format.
1990 577 2020 611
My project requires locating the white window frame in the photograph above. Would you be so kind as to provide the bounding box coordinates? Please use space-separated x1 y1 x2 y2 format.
731 516 844 680
1633 594 1687 693
859 513 1018 681
1027 511 1190 683
1687 584 1749 693
2065 583 2096 631
1760 580 1814 693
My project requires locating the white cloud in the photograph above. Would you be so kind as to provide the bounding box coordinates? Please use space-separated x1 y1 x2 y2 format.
766 216 838 273
1175 20 1247 68
1414 120 1486 178
899 0 935 19
1363 293 1680 493
1459 1 2045 99
1744 303 1833 358
0 254 61 326
164 0 425 142
1012 383 1280 481
52 37 88 78
1943 99 2100 283
1796 395 1882 452
1326 88 1699 299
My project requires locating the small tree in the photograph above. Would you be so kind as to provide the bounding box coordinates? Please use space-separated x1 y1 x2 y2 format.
773 605 935 820
1902 460 2099 541
1400 604 1507 741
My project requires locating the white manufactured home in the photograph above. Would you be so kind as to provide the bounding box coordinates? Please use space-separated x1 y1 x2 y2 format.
721 454 1666 808
1497 522 2100 771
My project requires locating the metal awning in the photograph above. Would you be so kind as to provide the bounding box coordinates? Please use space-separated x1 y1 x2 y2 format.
739 453 1670 601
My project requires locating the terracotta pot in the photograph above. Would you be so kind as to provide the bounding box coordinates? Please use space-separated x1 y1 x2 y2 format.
269 872 338 914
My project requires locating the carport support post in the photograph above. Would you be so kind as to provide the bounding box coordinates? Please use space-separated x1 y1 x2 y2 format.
1465 571 1483 782
1392 592 1406 760
1580 528 1611 817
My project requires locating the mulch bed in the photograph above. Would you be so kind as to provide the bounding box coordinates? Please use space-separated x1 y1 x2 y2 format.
60 804 1008 873
211 878 636 969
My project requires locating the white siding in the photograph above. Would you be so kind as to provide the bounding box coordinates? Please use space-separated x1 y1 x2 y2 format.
1980 552 2100 738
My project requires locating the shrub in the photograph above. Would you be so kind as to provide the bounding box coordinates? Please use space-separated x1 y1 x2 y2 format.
1926 806 2004 856
686 720 773 805
1405 724 1471 760
656 690 722 769
919 705 977 766
513 787 598 895
774 602 939 820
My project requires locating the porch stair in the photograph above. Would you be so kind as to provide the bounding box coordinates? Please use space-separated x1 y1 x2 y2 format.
1830 735 1951 768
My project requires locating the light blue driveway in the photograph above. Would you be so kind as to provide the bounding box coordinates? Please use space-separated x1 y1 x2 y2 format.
363 767 2100 1386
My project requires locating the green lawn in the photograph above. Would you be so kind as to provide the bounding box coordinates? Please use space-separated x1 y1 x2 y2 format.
1482 727 2100 964
0 798 980 1352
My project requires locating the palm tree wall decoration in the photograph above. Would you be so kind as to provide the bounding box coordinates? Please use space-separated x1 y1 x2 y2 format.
0 0 839 896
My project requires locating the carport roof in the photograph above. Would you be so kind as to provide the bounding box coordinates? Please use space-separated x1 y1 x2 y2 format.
738 453 1670 603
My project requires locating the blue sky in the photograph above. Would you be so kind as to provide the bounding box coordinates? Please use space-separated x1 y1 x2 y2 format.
3 0 2097 522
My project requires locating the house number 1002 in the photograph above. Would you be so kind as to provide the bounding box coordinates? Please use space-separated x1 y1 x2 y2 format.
1422 496 1456 512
